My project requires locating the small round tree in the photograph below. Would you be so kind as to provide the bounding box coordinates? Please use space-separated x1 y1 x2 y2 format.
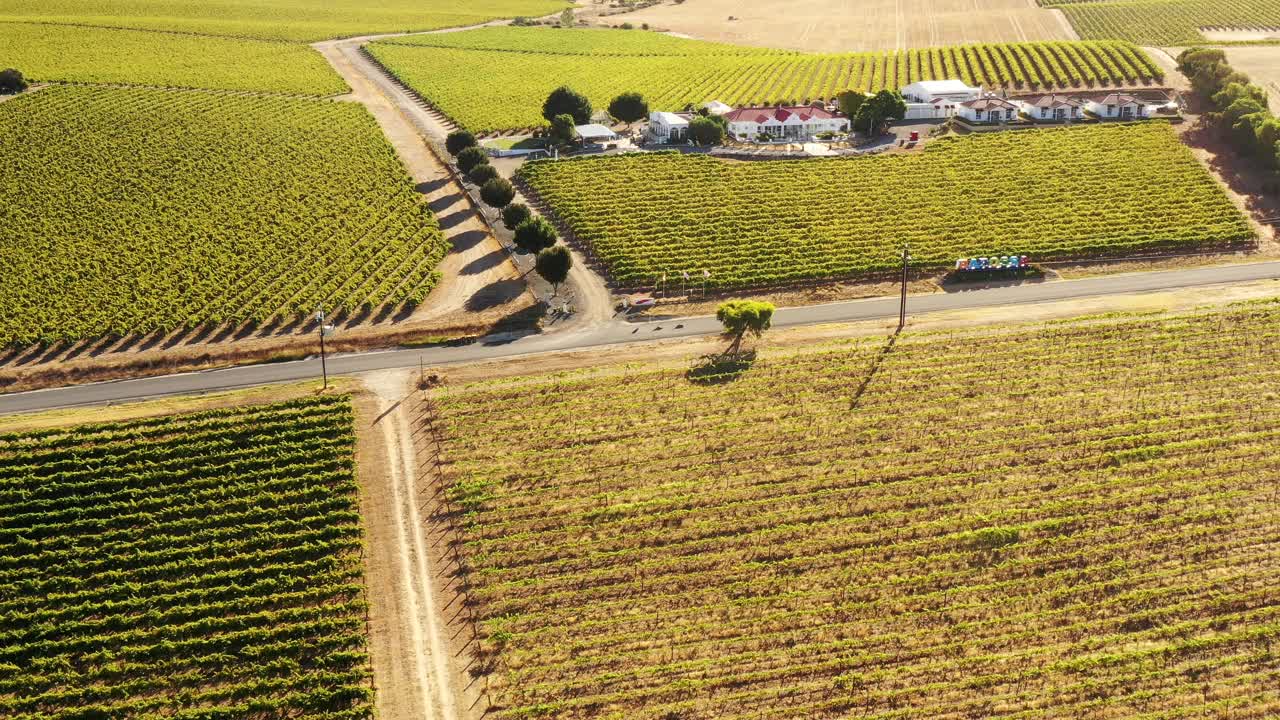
502 202 531 230
0 68 28 95
513 216 557 254
550 113 578 147
468 163 499 185
608 92 649 124
716 300 775 356
535 244 573 295
689 116 725 145
445 129 477 156
480 177 515 208
455 146 488 174
542 86 592 125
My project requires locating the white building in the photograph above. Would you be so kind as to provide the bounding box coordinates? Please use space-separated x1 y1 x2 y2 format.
723 105 849 141
902 79 981 104
575 123 619 143
648 111 690 142
956 95 1020 124
702 100 733 116
1084 92 1152 120
1016 94 1085 122
901 79 982 120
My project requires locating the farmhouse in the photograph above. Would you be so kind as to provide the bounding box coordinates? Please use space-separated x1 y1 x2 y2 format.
723 104 849 141
957 95 1020 124
901 79 981 120
1016 93 1086 121
1083 92 1152 120
648 110 691 142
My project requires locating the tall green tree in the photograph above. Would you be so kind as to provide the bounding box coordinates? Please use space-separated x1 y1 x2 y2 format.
716 300 775 355
543 86 592 124
535 244 573 295
608 92 649 124
854 90 906 134
502 202 531 230
836 90 866 121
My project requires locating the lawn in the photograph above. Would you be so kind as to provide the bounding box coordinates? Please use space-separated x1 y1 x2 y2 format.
0 395 372 717
518 123 1251 289
0 21 347 95
436 302 1280 718
370 27 1162 134
0 86 449 347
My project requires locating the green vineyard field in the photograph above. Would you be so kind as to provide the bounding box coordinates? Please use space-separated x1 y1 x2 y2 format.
370 28 1163 134
518 123 1251 289
0 0 568 41
0 22 347 95
1040 0 1280 46
436 302 1280 719
0 395 372 718
0 86 450 348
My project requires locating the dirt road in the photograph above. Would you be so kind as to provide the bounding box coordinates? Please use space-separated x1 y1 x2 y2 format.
359 371 480 720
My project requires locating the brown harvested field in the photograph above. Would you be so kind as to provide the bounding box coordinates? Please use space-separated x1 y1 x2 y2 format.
592 0 1077 52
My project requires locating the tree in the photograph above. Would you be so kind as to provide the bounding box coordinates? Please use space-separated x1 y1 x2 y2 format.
445 130 477 156
513 216 557 254
502 202 531 230
542 86 592 124
716 300 774 355
608 92 649 124
854 90 907 134
468 163 499 185
689 115 725 145
456 146 488 174
480 177 515 208
1223 97 1266 127
1212 82 1267 112
535 244 573 294
1232 112 1268 154
836 90 866 121
560 7 575 27
1258 118 1280 167
550 113 578 146
0 68 27 95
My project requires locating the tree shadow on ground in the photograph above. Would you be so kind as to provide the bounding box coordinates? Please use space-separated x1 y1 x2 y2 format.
464 278 525 312
429 192 464 214
449 229 487 253
437 208 472 231
686 350 757 385
415 177 450 195
461 250 505 275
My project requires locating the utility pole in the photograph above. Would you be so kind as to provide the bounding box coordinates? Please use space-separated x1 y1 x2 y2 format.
898 245 910 332
315 308 334 390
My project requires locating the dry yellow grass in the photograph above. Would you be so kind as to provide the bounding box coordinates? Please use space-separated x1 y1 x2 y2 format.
595 0 1077 52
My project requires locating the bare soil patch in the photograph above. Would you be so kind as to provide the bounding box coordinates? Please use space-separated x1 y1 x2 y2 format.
586 0 1073 52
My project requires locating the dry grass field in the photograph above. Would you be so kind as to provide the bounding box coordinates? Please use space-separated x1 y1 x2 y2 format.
1207 46 1280 114
596 0 1077 52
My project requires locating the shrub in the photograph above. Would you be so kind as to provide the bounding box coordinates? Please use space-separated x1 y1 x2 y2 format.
446 129 477 156
456 146 488 174
502 202 531 230
469 163 500 185
514 216 557 253
481 177 516 208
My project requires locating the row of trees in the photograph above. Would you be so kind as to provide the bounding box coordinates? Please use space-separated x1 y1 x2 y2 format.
836 89 908 134
541 86 728 145
1178 48 1280 168
444 130 572 292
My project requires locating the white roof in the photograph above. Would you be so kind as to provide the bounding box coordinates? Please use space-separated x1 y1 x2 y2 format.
575 123 618 139
702 100 733 115
650 111 689 127
906 79 977 94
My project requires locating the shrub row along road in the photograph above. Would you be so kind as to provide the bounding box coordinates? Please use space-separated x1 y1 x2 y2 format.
6 261 1280 414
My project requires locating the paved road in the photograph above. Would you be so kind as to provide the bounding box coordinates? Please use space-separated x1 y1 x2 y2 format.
5 261 1279 414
